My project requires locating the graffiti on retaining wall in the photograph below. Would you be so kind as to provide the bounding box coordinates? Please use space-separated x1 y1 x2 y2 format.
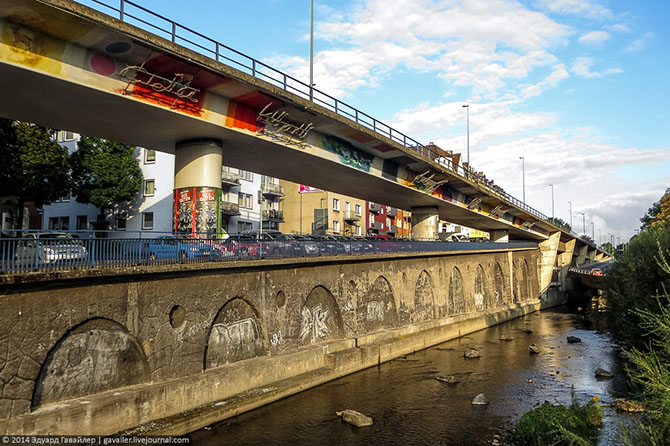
299 304 331 342
366 301 385 322
210 318 259 347
270 331 283 347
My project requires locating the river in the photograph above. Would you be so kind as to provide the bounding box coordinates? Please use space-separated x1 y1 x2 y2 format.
190 308 627 445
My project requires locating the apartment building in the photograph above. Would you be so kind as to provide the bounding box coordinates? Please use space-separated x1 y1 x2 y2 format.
365 202 411 238
279 180 365 236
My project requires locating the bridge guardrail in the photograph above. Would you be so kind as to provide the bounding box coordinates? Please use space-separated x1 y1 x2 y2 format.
79 0 552 225
0 232 538 275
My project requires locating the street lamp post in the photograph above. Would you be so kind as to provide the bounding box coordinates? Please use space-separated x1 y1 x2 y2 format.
549 184 554 220
462 104 470 165
309 0 314 102
568 200 572 229
519 156 525 203
580 213 585 235
591 221 594 240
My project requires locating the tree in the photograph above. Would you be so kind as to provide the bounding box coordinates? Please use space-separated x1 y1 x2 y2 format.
548 217 572 232
641 188 670 230
0 118 71 229
70 136 143 228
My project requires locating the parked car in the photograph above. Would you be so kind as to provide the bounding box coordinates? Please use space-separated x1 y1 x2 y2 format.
14 232 88 267
293 235 323 256
315 235 345 255
261 233 303 257
366 234 398 252
590 268 604 277
148 235 217 261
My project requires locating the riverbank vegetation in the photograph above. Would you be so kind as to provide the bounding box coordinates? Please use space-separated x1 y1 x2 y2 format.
603 198 670 445
513 394 603 445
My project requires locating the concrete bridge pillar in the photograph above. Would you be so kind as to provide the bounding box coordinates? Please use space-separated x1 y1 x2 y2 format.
490 230 509 243
538 232 561 293
410 206 439 240
173 139 224 236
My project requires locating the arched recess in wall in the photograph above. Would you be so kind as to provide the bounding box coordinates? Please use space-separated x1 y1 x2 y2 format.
413 270 436 322
32 318 149 410
359 276 397 330
449 267 465 315
474 265 490 310
512 260 521 303
300 286 344 345
493 262 506 306
521 259 531 301
204 297 266 370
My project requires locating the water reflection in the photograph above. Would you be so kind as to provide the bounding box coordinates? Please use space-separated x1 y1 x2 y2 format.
191 309 625 445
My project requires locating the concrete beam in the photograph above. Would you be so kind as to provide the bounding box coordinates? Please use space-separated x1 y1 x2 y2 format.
490 230 509 243
538 232 561 293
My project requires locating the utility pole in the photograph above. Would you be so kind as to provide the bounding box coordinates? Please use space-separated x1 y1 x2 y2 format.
519 157 525 203
549 184 554 220
462 104 470 165
309 0 314 102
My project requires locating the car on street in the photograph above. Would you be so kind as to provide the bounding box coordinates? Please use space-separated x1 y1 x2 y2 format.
148 235 217 261
14 232 88 267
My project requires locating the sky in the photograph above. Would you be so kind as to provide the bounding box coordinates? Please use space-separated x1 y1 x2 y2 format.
83 0 670 244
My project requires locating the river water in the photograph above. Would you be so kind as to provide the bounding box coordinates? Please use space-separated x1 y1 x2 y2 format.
190 308 627 445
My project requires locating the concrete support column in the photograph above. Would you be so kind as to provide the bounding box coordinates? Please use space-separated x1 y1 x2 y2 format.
490 230 509 243
538 232 561 293
173 139 223 236
410 206 439 240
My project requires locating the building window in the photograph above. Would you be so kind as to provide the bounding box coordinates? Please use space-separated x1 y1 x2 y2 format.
143 179 155 196
386 217 391 228
58 131 74 141
355 225 362 236
333 220 340 233
144 149 156 164
48 216 69 231
56 192 72 202
142 212 154 230
333 198 340 211
115 215 126 230
345 201 351 213
355 204 361 216
239 170 253 181
239 193 253 209
369 214 374 226
76 215 88 230
237 221 252 232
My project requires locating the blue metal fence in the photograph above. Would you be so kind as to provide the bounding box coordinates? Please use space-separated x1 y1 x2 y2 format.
0 231 537 275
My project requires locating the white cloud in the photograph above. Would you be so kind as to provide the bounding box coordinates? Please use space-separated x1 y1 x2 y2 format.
578 30 611 46
625 32 654 52
535 0 614 20
571 57 623 78
609 24 631 33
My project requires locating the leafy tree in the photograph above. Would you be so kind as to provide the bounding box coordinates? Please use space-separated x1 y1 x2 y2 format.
0 118 71 229
548 217 572 232
641 188 670 230
70 136 142 227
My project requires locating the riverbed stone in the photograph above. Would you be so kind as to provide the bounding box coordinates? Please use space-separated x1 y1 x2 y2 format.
472 393 489 405
529 344 540 354
614 399 644 413
567 336 581 343
436 375 459 385
336 409 373 427
499 335 513 341
522 329 533 334
464 348 481 359
595 368 614 378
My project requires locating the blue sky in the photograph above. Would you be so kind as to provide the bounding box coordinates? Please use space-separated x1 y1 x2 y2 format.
83 0 669 243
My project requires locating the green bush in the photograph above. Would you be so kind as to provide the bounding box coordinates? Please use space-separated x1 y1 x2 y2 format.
604 221 670 349
514 397 603 446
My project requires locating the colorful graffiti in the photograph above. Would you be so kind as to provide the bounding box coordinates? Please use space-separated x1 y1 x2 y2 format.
322 135 373 172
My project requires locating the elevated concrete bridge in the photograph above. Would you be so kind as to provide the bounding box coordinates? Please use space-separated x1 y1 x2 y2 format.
0 0 609 248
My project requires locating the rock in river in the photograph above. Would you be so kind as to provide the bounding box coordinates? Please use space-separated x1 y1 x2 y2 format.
336 409 373 427
529 344 541 355
567 336 581 343
595 368 614 378
499 335 513 341
464 348 481 359
471 393 489 405
436 375 459 385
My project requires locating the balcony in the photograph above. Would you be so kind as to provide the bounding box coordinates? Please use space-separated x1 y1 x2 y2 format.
343 211 360 222
262 209 284 222
387 207 398 217
387 225 398 234
221 170 241 186
370 221 383 231
369 203 382 213
261 182 284 197
220 201 240 215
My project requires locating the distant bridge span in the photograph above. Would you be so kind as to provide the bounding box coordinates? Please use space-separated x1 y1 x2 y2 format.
0 0 609 248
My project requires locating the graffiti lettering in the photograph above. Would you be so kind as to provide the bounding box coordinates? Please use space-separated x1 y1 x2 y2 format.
270 331 283 347
366 301 385 322
299 304 331 342
118 62 200 107
474 293 484 308
257 103 314 148
412 171 448 194
210 318 259 346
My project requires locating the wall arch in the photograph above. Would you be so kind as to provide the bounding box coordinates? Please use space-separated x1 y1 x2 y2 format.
448 267 465 315
32 318 149 409
493 262 506 306
413 270 435 322
474 265 490 310
359 275 397 330
521 259 531 301
300 286 344 345
205 298 266 369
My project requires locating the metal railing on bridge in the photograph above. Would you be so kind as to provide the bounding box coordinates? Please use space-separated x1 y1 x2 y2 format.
78 0 551 223
0 230 537 275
